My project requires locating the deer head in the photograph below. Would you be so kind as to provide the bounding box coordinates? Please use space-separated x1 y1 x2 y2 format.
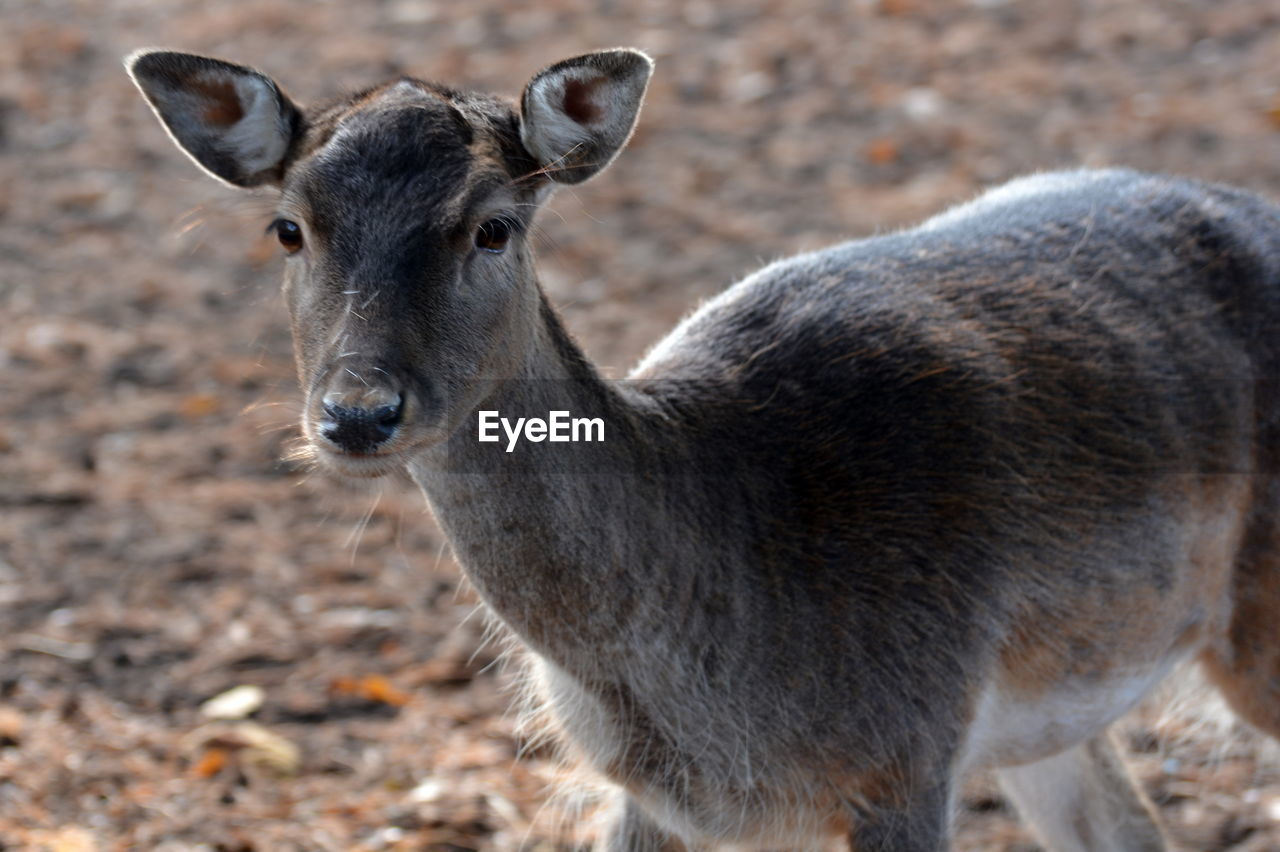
128 48 652 477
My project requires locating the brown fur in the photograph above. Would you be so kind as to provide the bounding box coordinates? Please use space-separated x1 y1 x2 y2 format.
563 76 607 124
189 78 243 127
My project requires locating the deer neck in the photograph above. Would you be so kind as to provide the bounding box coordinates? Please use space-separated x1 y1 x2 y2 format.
407 291 683 668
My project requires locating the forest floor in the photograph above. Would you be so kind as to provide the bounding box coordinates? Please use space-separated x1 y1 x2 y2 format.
3 0 1280 849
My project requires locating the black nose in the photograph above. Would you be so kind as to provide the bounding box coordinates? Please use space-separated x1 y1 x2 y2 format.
319 396 403 453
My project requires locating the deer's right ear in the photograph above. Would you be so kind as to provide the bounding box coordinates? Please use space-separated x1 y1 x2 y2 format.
520 49 653 185
126 49 303 188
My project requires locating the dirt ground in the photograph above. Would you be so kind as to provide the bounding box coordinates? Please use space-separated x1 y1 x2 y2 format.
4 0 1280 849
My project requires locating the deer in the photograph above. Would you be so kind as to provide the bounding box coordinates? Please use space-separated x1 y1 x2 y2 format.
126 47 1280 851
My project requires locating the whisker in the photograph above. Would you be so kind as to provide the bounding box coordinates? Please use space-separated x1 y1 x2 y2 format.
512 202 569 228
239 399 294 414
254 421 303 436
514 142 600 185
344 489 382 562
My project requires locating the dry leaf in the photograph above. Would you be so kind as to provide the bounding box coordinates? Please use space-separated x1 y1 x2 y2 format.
200 684 265 720
866 138 900 166
331 675 359 696
185 722 301 777
193 746 228 778
179 393 221 418
358 675 411 707
409 777 445 803
233 723 301 776
332 674 411 707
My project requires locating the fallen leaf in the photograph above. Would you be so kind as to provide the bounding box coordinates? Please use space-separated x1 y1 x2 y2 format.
332 674 411 706
200 684 265 720
179 393 221 418
359 675 411 707
193 746 228 778
185 722 301 777
233 723 301 776
408 777 445 803
866 137 900 165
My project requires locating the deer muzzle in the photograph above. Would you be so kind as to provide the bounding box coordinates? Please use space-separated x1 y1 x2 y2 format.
312 366 405 456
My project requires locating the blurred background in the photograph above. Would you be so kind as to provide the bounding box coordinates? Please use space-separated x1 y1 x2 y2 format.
3 0 1280 849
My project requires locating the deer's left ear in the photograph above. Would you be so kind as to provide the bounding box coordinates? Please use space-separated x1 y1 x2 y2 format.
520 48 653 185
126 49 304 188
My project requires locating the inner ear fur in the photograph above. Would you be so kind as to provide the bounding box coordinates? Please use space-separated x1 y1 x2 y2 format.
520 48 653 185
126 49 304 188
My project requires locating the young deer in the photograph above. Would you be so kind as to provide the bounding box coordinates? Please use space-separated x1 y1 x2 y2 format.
127 48 1280 851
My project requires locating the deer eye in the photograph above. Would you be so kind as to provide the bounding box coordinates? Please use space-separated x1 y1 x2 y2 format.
274 219 304 253
474 218 512 254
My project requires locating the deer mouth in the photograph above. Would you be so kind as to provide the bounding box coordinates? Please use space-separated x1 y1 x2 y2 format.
310 444 408 479
301 413 449 480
